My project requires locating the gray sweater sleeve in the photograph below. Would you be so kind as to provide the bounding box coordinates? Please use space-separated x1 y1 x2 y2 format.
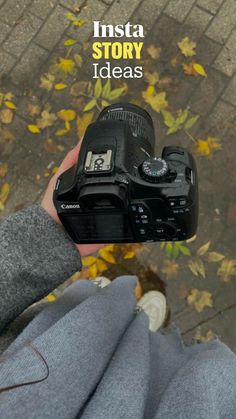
0 205 82 332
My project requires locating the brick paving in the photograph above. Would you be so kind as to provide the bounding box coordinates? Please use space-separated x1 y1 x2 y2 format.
0 0 236 351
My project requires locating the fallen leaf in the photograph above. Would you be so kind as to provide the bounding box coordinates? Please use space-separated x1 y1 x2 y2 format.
40 73 55 91
142 86 168 113
54 83 67 90
195 329 214 342
96 258 108 273
57 109 76 121
37 110 57 129
205 252 225 263
4 100 16 110
194 137 221 158
184 115 199 130
47 294 56 302
161 259 179 279
0 109 13 124
123 251 135 260
217 259 236 282
64 39 77 46
56 57 76 74
144 71 160 86
70 81 88 96
182 61 198 76
27 104 41 116
187 289 213 312
94 78 102 98
82 256 97 267
0 163 8 178
89 263 98 278
0 182 10 210
99 248 116 264
197 241 211 256
188 258 206 278
147 45 161 59
178 36 196 57
102 79 111 99
83 99 97 112
77 112 94 139
74 54 83 67
193 62 207 77
27 124 41 134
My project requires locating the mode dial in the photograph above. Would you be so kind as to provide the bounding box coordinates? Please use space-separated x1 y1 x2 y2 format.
140 158 169 183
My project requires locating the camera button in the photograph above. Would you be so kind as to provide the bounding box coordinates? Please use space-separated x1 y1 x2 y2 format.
179 198 187 206
138 206 144 213
139 228 146 235
141 219 149 224
168 199 177 207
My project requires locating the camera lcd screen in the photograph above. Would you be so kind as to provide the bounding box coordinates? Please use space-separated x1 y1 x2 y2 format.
65 213 134 241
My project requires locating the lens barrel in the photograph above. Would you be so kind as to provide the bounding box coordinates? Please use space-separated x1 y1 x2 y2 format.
98 103 155 155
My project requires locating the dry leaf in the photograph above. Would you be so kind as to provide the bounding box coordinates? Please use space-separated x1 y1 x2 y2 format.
161 259 179 279
194 137 221 158
0 182 10 210
64 39 77 46
56 57 76 74
182 61 198 76
142 86 168 113
144 71 160 85
205 252 225 263
77 112 93 139
178 37 196 57
4 100 16 110
123 251 135 260
57 109 76 121
74 54 83 68
82 256 97 267
37 110 57 129
0 163 8 178
27 104 41 116
217 259 236 282
197 241 211 256
99 248 116 264
0 109 13 124
187 289 213 312
195 329 214 342
147 45 161 59
188 258 206 278
40 73 55 91
96 258 108 273
47 294 56 302
89 263 98 278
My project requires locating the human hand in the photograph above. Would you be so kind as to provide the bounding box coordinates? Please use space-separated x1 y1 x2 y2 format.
41 141 105 256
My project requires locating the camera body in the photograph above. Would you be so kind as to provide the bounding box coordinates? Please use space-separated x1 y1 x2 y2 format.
53 103 198 243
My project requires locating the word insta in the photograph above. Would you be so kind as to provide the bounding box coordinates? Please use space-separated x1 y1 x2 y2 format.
92 21 144 79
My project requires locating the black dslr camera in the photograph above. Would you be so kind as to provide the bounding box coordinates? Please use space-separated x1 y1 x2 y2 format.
54 103 198 244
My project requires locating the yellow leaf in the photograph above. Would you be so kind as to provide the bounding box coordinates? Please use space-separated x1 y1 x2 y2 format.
52 166 59 174
193 63 207 77
65 11 77 21
83 99 97 112
147 45 161 59
197 241 211 256
188 258 206 278
56 57 76 74
96 258 108 273
89 263 98 278
54 83 67 90
187 289 213 312
109 85 127 101
0 163 8 178
182 61 198 76
57 109 76 121
82 256 97 267
64 39 77 46
73 18 87 27
77 112 94 139
47 294 56 302
0 182 10 210
217 259 236 282
178 37 196 57
205 252 225 263
104 244 115 252
195 329 214 342
0 109 13 124
40 73 55 91
123 251 135 260
55 122 71 136
194 137 221 158
99 248 116 264
94 78 102 98
142 87 168 113
27 124 41 133
4 100 16 110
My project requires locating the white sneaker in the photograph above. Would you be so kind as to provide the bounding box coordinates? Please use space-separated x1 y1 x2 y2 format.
93 277 111 288
136 291 167 332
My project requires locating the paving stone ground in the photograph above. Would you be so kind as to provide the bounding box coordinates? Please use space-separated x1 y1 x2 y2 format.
0 0 236 351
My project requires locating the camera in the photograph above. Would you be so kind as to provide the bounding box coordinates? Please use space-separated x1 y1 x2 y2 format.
53 103 198 244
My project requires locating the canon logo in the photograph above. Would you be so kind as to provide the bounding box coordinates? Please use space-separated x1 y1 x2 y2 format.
61 204 80 209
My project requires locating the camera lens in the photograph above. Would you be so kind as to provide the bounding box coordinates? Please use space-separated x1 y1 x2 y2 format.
98 103 155 157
